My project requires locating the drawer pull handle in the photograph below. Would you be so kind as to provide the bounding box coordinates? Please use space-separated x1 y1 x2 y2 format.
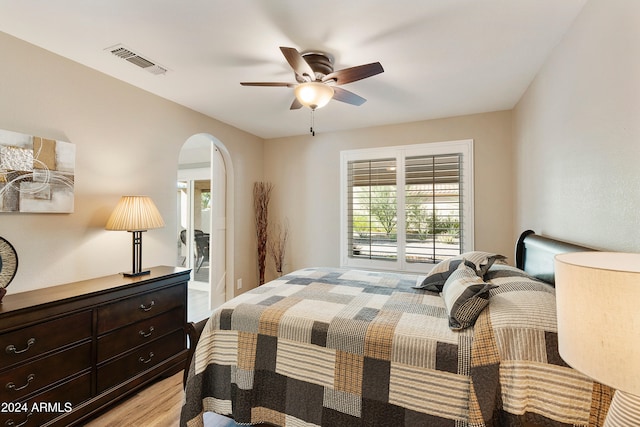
5 338 36 355
139 352 154 364
139 300 155 312
139 326 155 338
5 411 33 427
6 374 35 392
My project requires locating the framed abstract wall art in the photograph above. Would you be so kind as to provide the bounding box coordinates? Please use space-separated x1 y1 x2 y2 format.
0 128 75 213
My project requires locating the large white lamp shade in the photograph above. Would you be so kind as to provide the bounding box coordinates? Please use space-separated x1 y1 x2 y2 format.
555 252 640 426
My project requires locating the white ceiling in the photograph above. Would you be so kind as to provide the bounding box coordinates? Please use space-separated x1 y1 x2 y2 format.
0 0 586 139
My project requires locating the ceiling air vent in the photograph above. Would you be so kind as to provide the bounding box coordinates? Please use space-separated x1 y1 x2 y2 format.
105 44 168 75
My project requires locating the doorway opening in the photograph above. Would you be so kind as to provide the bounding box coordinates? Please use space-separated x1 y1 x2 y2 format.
178 134 234 322
177 179 210 282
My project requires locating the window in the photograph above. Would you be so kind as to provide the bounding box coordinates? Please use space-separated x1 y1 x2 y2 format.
340 140 474 273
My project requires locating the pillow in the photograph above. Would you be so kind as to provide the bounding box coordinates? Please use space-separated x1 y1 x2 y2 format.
441 261 497 331
414 251 507 291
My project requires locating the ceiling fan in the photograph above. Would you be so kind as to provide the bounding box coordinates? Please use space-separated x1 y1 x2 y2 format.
241 47 384 110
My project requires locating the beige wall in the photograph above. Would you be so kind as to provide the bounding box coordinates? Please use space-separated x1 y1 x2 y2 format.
11 0 633 295
264 110 514 280
513 0 640 251
0 32 263 293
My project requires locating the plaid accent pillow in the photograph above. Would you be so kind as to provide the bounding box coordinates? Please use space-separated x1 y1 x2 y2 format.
414 251 507 291
441 261 497 330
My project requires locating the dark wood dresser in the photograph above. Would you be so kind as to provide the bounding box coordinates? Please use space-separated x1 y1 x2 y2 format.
0 266 190 426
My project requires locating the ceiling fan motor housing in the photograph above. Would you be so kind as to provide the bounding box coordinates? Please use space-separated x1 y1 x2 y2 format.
297 51 334 82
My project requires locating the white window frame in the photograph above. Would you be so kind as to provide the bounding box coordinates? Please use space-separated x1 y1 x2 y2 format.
339 139 474 273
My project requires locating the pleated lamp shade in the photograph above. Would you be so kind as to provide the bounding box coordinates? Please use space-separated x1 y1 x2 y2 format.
105 196 165 231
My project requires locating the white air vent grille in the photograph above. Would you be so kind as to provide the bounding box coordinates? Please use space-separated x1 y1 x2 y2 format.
105 44 168 75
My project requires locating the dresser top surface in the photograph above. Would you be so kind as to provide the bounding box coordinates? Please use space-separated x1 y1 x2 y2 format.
0 266 190 316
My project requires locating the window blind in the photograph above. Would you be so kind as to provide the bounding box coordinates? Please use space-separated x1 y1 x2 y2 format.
348 158 397 261
347 154 463 265
341 140 473 273
405 154 462 263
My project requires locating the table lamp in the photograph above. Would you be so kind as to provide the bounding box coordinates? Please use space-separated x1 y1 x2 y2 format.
555 252 640 426
105 195 165 277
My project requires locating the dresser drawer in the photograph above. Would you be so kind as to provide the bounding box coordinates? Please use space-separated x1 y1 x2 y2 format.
0 372 91 427
96 307 184 363
0 311 92 369
0 266 189 427
96 329 184 393
97 284 185 334
0 341 91 403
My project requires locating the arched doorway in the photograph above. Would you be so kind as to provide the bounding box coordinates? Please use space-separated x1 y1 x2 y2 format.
178 134 234 320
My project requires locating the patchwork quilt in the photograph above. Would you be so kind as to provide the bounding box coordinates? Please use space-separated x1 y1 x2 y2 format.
181 266 612 427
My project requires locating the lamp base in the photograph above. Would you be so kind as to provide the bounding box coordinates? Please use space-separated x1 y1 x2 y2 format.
122 270 151 278
604 390 640 427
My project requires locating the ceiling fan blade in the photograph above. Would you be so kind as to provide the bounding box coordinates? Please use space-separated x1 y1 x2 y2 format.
332 87 366 106
240 82 295 87
280 47 315 81
322 62 384 85
290 98 303 110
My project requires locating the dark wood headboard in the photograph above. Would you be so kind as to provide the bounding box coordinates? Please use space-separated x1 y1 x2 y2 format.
515 230 594 285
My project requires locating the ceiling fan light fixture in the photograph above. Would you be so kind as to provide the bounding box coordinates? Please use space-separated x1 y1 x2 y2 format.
294 82 334 110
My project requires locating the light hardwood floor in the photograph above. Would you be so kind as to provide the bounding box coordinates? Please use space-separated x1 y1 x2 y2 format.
85 373 183 427
85 372 242 427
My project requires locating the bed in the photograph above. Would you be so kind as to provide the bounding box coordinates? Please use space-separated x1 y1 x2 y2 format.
181 230 613 427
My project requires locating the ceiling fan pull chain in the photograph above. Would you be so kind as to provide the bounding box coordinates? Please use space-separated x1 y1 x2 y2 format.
310 110 315 136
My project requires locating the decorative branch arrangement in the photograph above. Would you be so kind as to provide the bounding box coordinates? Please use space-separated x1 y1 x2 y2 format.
253 182 273 285
269 218 290 276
